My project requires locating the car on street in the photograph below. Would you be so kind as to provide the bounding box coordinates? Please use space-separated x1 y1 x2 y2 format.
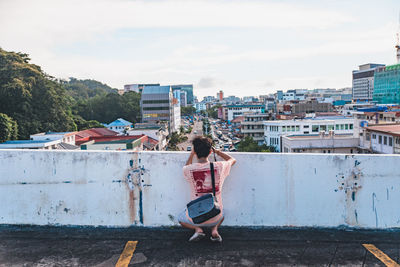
186 146 192 151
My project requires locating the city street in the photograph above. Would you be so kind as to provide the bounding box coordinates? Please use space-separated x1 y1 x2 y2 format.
178 120 203 151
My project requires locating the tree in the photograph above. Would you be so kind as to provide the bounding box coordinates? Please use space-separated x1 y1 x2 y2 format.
202 119 211 135
0 48 141 139
62 77 117 100
72 115 104 131
181 106 196 116
237 136 276 152
73 91 141 124
206 104 221 119
0 48 77 139
0 113 18 142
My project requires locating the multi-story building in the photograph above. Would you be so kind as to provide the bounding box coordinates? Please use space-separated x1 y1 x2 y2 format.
243 96 258 103
263 117 355 152
203 96 216 103
352 63 385 102
128 122 169 150
241 113 273 145
373 63 400 104
282 90 306 101
282 132 359 154
276 90 283 101
124 84 160 94
217 90 223 101
225 104 265 121
194 102 206 112
172 90 187 107
171 85 193 104
141 85 180 132
224 96 241 104
291 100 334 114
361 124 400 154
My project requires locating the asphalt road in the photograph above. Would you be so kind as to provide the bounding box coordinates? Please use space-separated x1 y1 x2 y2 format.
178 120 203 151
0 225 399 266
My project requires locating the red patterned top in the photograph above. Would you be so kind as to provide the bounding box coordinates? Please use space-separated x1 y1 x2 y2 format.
183 160 233 224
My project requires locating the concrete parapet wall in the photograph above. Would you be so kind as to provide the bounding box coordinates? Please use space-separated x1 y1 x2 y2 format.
0 150 399 229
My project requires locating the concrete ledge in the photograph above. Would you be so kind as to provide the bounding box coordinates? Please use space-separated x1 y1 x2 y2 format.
0 149 400 229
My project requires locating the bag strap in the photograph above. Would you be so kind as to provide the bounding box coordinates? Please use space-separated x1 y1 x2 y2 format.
210 162 216 197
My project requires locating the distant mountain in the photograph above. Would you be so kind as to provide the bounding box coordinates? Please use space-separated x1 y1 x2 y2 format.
62 77 118 100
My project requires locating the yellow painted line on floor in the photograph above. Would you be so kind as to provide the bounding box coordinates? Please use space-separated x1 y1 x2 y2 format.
115 241 138 267
362 244 400 267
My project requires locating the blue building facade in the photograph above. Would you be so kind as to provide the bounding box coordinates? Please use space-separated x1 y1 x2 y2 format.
373 64 400 104
171 84 193 104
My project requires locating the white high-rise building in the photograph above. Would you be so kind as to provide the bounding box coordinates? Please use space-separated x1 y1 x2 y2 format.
352 64 385 102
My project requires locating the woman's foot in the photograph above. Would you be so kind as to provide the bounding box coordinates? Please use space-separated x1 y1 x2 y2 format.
210 230 222 243
189 230 205 242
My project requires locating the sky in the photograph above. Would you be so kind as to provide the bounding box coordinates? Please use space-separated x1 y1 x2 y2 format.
0 0 399 100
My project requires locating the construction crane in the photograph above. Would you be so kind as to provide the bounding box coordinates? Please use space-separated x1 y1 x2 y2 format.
396 11 400 63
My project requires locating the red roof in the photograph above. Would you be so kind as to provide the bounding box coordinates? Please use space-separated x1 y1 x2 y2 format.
147 137 158 145
75 128 119 145
231 116 245 123
89 135 145 143
366 124 400 136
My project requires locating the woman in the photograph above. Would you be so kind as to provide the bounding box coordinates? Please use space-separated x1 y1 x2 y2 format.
178 136 236 242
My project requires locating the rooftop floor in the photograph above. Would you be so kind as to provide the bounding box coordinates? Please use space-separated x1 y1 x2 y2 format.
0 226 399 266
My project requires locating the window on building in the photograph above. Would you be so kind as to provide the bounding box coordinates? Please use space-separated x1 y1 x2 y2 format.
328 150 331 153
328 125 334 131
366 133 370 141
291 126 295 131
379 135 382 144
340 124 344 130
372 134 376 139
295 126 300 131
350 149 353 153
349 124 353 130
304 125 309 128
312 125 319 132
389 137 393 146
304 131 309 134
345 124 349 130
143 106 170 111
320 125 326 131
335 125 339 130
142 100 170 104
384 136 387 145
282 126 286 132
323 150 326 153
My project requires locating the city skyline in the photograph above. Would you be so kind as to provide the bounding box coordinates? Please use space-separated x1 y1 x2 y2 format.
1 0 399 99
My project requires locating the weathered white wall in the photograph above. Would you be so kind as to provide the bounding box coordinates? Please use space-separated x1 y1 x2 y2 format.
0 149 400 229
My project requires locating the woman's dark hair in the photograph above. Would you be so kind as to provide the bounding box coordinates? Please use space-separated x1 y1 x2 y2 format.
192 136 212 158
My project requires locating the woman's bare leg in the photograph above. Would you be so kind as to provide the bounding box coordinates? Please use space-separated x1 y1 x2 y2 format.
211 217 224 238
179 221 203 233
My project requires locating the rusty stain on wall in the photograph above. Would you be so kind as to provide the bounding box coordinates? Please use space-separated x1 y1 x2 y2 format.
335 158 364 226
122 152 148 225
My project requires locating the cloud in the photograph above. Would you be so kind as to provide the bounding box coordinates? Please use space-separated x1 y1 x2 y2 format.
198 77 218 89
0 0 397 100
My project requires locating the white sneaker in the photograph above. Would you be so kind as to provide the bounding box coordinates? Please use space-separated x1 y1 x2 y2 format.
189 232 205 242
